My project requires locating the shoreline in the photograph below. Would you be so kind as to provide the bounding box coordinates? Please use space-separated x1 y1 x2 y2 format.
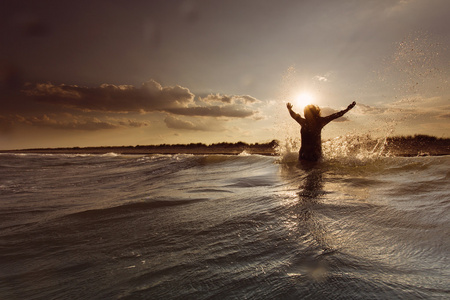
1 145 449 157
0 146 276 156
1 136 449 157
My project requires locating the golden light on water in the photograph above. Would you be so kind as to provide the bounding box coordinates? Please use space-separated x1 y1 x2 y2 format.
294 92 314 109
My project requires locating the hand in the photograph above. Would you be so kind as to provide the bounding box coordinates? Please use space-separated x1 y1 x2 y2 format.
286 102 293 110
347 101 356 110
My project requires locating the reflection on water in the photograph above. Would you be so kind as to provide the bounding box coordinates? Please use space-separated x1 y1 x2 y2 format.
278 156 450 299
279 161 336 282
296 165 330 252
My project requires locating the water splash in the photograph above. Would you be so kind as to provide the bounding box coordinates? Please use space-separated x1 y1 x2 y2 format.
274 67 385 163
273 66 301 157
378 31 449 114
322 134 391 162
391 31 447 96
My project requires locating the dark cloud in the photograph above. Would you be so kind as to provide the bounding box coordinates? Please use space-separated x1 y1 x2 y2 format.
21 115 119 131
438 113 450 119
0 114 149 132
165 105 255 118
354 103 388 114
21 80 259 119
39 118 118 131
23 80 194 113
1 79 260 135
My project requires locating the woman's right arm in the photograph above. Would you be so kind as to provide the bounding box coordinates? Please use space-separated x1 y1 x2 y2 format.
287 103 305 125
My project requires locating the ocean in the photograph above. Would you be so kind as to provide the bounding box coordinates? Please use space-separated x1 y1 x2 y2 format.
0 152 449 299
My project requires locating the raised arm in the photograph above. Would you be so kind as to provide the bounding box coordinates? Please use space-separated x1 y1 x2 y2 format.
286 102 305 126
322 101 356 125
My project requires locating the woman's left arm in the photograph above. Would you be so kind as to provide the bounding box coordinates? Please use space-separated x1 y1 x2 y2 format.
322 101 356 124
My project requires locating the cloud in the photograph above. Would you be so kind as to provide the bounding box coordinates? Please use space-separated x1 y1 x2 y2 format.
23 79 195 113
1 114 149 131
239 95 259 104
201 94 233 103
118 119 150 127
21 80 260 119
200 93 260 104
313 75 328 82
22 115 119 130
164 116 197 130
2 79 263 136
164 115 215 131
313 71 333 83
165 105 255 118
355 103 388 114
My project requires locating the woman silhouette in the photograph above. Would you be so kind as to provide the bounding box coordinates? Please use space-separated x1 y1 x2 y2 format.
287 101 356 161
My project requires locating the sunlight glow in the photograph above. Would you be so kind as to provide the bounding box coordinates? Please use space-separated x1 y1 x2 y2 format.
294 92 314 109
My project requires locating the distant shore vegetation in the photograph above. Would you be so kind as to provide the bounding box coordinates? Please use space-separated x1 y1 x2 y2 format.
133 140 279 149
1 135 448 156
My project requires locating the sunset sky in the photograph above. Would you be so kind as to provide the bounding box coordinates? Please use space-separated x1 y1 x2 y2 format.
1 0 449 150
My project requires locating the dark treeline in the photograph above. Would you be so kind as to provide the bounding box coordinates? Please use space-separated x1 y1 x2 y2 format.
384 134 450 149
386 134 447 143
63 135 447 151
4 140 280 153
135 135 448 149
133 140 279 149
1 135 448 156
383 134 450 156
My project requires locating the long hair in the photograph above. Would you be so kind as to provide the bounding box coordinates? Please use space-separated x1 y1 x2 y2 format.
304 104 321 119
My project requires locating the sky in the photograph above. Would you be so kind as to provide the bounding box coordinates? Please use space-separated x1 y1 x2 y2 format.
1 0 449 150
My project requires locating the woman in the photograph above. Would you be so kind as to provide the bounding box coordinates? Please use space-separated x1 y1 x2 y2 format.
287 101 356 161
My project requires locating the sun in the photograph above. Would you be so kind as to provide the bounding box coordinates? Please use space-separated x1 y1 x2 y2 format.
294 92 314 109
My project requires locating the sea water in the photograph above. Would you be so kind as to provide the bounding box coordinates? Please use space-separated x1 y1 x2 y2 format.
0 152 449 299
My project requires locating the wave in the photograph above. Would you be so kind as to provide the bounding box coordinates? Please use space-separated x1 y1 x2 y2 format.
1 152 449 299
100 152 120 157
65 198 208 220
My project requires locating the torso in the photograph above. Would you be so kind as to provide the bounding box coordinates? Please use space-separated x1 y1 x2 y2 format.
299 119 325 161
